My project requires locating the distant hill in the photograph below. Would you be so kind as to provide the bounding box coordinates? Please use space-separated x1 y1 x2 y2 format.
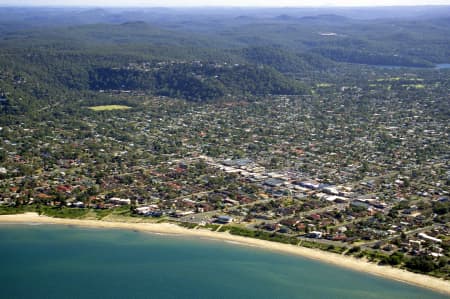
299 14 349 22
0 7 449 112
240 47 334 73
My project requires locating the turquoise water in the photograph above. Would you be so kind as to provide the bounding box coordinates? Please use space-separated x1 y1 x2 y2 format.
0 224 448 299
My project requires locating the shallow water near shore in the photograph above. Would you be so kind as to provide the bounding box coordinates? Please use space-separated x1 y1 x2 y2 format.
0 224 448 299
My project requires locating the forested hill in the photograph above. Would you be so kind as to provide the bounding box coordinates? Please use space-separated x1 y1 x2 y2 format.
89 63 305 101
0 20 308 112
0 7 449 113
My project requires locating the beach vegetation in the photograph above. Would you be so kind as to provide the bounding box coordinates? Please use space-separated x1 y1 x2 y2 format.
41 207 90 219
405 256 437 273
380 252 405 266
179 222 198 229
346 246 361 255
0 205 35 215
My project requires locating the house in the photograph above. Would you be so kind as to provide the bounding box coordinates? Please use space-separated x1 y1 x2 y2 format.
295 223 306 231
307 231 323 238
37 193 53 200
280 218 300 227
71 201 84 208
217 215 233 223
135 206 152 215
338 226 347 233
196 203 214 212
298 180 321 190
418 233 442 243
372 201 388 209
173 210 195 218
309 214 321 221
264 178 285 188
223 158 252 168
109 197 131 205
56 185 72 193
323 186 339 195
332 234 347 241
351 200 371 209
150 211 165 217
409 240 422 250
223 198 239 205
263 223 280 231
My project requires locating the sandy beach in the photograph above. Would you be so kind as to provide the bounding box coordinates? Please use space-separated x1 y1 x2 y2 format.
1 212 449 295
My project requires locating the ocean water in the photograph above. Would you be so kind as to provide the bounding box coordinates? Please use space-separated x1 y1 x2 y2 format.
0 224 448 299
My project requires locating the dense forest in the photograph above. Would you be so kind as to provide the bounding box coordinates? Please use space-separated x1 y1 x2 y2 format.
0 6 449 111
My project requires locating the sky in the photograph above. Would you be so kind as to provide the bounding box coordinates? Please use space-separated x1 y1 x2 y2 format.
2 0 450 7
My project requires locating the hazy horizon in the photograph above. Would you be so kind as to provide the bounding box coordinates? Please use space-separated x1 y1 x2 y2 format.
1 0 450 8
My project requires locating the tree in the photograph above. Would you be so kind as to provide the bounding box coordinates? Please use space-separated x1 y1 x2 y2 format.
386 252 404 266
405 256 436 273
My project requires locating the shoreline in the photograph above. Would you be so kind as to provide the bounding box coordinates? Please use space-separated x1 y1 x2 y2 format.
1 213 449 295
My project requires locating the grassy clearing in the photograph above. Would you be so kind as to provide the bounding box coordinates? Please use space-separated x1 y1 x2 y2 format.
376 77 401 82
88 105 132 111
316 83 333 87
405 84 425 89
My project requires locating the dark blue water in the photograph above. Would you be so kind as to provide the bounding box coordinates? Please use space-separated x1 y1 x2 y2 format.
0 224 448 299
